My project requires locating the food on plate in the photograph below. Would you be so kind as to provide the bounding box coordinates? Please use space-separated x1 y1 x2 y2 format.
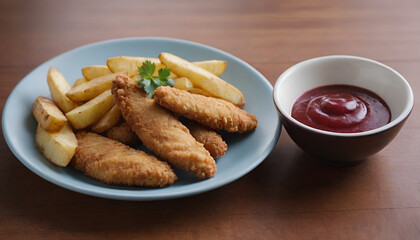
112 74 217 179
66 72 123 102
185 121 227 158
291 85 391 133
153 86 257 133
192 60 227 77
32 96 67 131
73 78 88 87
187 87 215 97
107 56 174 78
107 56 226 78
106 120 226 158
82 65 112 80
137 60 173 98
173 77 193 90
35 123 77 167
65 90 115 129
33 51 258 187
174 77 214 96
159 52 245 107
47 67 78 113
71 131 177 187
90 104 122 133
106 122 139 146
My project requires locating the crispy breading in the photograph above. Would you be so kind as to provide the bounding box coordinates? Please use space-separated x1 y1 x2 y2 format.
185 121 227 158
106 122 139 146
107 120 227 158
112 74 216 179
71 131 177 187
153 86 258 133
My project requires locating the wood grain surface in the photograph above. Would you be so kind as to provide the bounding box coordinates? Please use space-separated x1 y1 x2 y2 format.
1 0 419 239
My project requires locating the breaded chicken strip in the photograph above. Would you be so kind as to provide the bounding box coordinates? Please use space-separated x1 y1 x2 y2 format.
107 120 226 158
106 122 139 146
112 74 216 179
185 121 227 158
71 131 177 187
153 86 258 133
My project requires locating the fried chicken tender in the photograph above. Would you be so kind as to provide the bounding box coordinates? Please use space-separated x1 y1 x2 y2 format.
112 74 216 179
106 122 139 146
153 86 258 133
71 131 177 187
185 121 227 158
107 120 226 158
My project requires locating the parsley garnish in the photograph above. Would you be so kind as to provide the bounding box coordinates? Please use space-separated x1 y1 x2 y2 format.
137 60 173 98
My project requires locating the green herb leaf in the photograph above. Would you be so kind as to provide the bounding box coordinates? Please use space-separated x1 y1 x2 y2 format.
158 67 171 81
137 61 173 98
139 60 155 80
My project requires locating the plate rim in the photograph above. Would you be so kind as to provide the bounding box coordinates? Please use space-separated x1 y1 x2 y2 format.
2 37 281 200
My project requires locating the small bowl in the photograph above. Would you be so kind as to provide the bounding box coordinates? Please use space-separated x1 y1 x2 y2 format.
273 55 414 165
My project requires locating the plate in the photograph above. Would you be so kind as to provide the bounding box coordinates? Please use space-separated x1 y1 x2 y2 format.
2 37 281 200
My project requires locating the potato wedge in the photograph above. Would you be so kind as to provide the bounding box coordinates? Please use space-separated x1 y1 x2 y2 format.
108 56 226 78
193 60 227 77
174 77 215 96
174 77 194 90
35 123 77 167
159 53 245 107
82 65 112 80
66 90 115 129
73 77 88 87
32 96 67 131
47 67 78 113
188 87 216 97
90 104 122 133
66 72 122 102
107 56 169 77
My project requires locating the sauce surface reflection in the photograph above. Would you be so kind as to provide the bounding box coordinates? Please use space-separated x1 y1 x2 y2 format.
291 85 391 133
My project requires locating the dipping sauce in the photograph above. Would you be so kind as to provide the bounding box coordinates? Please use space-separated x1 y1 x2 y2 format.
291 85 391 133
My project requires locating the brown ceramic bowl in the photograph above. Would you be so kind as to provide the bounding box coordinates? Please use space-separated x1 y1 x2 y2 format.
273 55 414 165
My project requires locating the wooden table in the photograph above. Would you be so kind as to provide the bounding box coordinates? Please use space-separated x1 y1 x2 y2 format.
1 0 419 239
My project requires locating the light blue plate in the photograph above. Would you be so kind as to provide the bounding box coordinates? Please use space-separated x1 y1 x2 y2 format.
2 37 281 200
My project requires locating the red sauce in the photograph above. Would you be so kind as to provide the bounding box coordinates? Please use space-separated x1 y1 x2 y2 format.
291 85 391 133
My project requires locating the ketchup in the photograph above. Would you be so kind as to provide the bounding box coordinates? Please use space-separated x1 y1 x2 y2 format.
291 85 391 133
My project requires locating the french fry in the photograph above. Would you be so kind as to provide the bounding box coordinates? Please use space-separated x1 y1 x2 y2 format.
193 60 227 76
32 96 67 131
65 90 115 129
66 72 122 102
90 104 122 133
47 67 78 113
159 52 245 107
174 77 194 90
73 77 88 87
107 56 169 77
188 87 215 97
174 77 216 96
35 122 77 167
173 77 215 96
107 56 225 79
82 65 112 80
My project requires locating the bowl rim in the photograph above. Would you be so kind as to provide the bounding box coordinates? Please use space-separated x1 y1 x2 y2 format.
273 55 414 137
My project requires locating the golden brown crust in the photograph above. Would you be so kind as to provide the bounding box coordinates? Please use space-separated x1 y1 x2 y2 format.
71 131 177 187
153 86 258 133
106 122 140 146
185 121 227 158
112 74 216 179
